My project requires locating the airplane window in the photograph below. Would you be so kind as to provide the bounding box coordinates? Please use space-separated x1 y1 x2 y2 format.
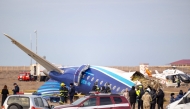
83 97 96 107
87 76 90 80
100 81 103 85
91 77 94 81
100 97 112 105
116 87 120 92
96 79 99 82
113 86 116 90
113 97 122 104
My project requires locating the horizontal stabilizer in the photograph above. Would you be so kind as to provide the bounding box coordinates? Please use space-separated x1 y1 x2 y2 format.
4 33 63 73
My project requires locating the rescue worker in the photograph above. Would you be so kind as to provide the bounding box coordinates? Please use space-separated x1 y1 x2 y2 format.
62 84 69 104
105 83 111 93
59 83 65 104
136 85 144 109
92 82 99 92
142 91 152 109
69 83 75 104
59 83 69 104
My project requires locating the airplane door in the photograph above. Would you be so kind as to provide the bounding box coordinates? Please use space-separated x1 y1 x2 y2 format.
74 65 90 86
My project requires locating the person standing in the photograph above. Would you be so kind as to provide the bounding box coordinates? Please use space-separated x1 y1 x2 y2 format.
157 88 165 109
139 86 144 109
123 88 129 101
105 83 111 93
1 85 9 106
69 83 75 104
12 83 19 95
129 86 137 109
92 82 99 92
141 91 152 109
176 76 181 88
136 86 144 109
59 83 66 104
62 84 69 104
150 89 157 109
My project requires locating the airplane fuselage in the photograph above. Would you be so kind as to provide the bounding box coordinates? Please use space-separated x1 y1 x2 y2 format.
48 66 135 94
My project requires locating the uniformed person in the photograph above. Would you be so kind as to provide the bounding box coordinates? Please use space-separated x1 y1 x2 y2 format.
59 83 69 104
62 84 69 103
136 85 144 109
176 76 181 88
105 83 111 93
92 82 100 92
59 83 65 104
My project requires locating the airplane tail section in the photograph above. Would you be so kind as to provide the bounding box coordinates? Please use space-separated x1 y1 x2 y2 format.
4 33 63 73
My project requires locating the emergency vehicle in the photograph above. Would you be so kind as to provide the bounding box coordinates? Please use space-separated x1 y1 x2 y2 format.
53 93 131 109
18 72 30 81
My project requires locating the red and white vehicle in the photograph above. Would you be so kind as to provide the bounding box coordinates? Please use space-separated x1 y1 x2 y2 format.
18 72 30 81
54 93 131 109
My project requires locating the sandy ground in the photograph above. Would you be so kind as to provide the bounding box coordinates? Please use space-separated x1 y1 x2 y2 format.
0 71 189 109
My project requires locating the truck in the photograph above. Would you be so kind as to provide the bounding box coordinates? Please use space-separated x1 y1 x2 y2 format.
166 90 190 109
18 72 31 81
30 63 63 82
30 64 48 82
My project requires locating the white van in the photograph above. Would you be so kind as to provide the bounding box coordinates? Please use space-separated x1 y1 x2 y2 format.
166 91 190 109
2 94 53 109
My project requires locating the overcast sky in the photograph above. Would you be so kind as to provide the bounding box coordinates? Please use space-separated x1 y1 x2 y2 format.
0 0 190 66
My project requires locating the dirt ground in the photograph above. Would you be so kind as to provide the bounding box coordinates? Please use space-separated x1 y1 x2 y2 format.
0 71 189 109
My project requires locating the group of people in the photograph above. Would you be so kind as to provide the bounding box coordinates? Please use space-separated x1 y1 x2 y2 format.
1 83 20 106
170 89 190 103
59 83 76 104
123 85 165 109
92 82 111 93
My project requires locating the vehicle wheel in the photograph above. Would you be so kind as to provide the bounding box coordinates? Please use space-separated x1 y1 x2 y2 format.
8 103 23 109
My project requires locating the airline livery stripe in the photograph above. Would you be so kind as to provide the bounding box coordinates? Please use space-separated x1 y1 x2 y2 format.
92 66 134 87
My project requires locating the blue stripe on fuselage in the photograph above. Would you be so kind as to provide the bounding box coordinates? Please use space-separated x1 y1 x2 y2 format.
91 66 134 87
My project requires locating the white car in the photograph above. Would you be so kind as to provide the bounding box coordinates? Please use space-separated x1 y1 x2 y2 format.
2 94 53 109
